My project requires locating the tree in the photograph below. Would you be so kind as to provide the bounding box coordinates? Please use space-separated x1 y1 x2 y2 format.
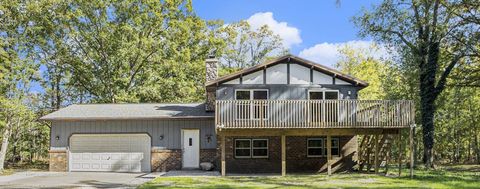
335 44 388 99
41 0 224 103
354 0 480 168
219 21 287 75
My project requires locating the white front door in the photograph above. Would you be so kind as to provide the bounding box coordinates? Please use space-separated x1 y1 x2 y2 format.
182 129 200 168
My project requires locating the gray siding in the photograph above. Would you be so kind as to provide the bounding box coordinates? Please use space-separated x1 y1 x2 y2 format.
216 84 362 100
51 119 216 149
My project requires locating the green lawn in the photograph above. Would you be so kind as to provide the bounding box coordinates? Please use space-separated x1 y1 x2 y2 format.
139 165 480 189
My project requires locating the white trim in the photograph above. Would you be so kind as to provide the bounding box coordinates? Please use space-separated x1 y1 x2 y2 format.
181 129 200 168
234 138 269 159
234 89 269 120
306 137 340 157
234 139 252 158
306 138 324 157
308 90 340 122
234 89 269 100
252 139 269 158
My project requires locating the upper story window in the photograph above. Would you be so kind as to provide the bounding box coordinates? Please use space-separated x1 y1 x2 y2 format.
308 90 339 122
235 89 268 120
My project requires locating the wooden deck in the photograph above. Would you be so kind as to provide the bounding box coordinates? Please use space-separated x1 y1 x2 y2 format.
216 100 415 129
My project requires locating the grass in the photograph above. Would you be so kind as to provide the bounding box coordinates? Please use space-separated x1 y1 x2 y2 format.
0 160 48 176
139 165 480 189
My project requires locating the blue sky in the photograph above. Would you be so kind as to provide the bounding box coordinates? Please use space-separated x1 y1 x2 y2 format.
193 0 384 67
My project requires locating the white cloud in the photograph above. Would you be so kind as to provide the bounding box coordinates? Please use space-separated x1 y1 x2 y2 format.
298 40 389 67
246 12 302 49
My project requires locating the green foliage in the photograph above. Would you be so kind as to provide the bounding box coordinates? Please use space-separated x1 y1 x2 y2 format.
354 0 480 167
335 44 387 99
36 0 223 103
219 21 288 70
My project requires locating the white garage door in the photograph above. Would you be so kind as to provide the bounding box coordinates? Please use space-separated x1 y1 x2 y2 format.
69 134 151 172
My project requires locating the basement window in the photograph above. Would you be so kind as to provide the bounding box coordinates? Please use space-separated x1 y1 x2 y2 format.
252 139 268 158
307 137 340 157
234 138 269 158
234 139 251 158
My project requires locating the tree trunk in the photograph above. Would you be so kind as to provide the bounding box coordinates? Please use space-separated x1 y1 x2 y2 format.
0 124 11 171
476 131 480 164
420 94 435 168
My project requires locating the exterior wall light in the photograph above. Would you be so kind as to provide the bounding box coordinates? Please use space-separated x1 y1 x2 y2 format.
55 136 60 140
206 134 212 143
159 135 164 140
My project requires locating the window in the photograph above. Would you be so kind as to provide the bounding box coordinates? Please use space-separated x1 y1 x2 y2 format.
235 89 268 120
307 138 324 157
234 139 269 158
308 90 339 122
252 139 268 158
235 139 251 158
307 137 340 157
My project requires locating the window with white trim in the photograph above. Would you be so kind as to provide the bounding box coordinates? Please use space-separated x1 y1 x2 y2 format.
252 139 268 158
234 139 268 158
308 90 339 122
235 89 268 120
307 137 340 157
234 139 251 158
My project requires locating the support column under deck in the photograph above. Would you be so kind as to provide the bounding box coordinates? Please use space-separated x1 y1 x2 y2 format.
374 134 379 174
221 135 226 177
327 135 332 176
410 126 414 178
281 135 286 176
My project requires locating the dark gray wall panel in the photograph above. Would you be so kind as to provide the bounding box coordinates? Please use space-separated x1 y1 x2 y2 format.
50 119 216 149
216 84 362 100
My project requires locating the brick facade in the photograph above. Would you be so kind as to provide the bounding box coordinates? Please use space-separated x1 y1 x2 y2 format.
223 136 358 174
286 136 357 173
151 149 182 172
200 149 218 164
225 136 282 173
49 150 67 172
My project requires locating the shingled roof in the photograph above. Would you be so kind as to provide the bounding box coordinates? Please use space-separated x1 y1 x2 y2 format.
40 103 214 121
205 54 369 87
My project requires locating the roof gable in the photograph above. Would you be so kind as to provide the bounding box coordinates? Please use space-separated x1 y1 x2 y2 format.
205 54 368 87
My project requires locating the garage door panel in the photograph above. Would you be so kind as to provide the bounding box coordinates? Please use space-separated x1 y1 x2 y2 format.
69 134 150 172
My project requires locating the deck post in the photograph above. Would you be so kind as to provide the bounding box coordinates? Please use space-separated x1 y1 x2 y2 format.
385 136 390 175
409 125 415 178
374 134 379 174
398 131 402 176
327 135 332 176
281 135 286 176
221 135 226 177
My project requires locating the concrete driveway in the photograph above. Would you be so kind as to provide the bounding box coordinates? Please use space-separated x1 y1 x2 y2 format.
0 171 155 189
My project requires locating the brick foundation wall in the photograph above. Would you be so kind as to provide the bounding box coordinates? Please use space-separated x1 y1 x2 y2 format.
286 136 357 173
225 136 281 173
200 149 218 163
151 149 182 172
49 150 67 172
222 136 357 174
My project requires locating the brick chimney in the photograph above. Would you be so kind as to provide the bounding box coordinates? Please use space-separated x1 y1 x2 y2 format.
205 55 218 112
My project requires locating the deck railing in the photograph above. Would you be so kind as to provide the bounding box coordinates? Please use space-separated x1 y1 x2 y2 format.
215 100 415 129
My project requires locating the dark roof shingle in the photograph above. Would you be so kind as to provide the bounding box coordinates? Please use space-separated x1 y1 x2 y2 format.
40 103 213 121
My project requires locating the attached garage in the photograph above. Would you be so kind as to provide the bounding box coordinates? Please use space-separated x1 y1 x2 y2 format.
69 134 151 172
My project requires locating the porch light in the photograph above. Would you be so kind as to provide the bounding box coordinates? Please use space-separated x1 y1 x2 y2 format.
55 136 60 140
159 135 164 140
206 134 212 143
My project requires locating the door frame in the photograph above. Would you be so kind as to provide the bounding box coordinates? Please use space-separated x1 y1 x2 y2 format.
181 129 200 168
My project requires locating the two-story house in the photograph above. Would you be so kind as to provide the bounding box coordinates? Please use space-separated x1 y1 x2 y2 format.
41 55 415 176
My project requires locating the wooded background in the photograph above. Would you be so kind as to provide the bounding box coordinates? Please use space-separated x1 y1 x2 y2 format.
0 0 478 171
